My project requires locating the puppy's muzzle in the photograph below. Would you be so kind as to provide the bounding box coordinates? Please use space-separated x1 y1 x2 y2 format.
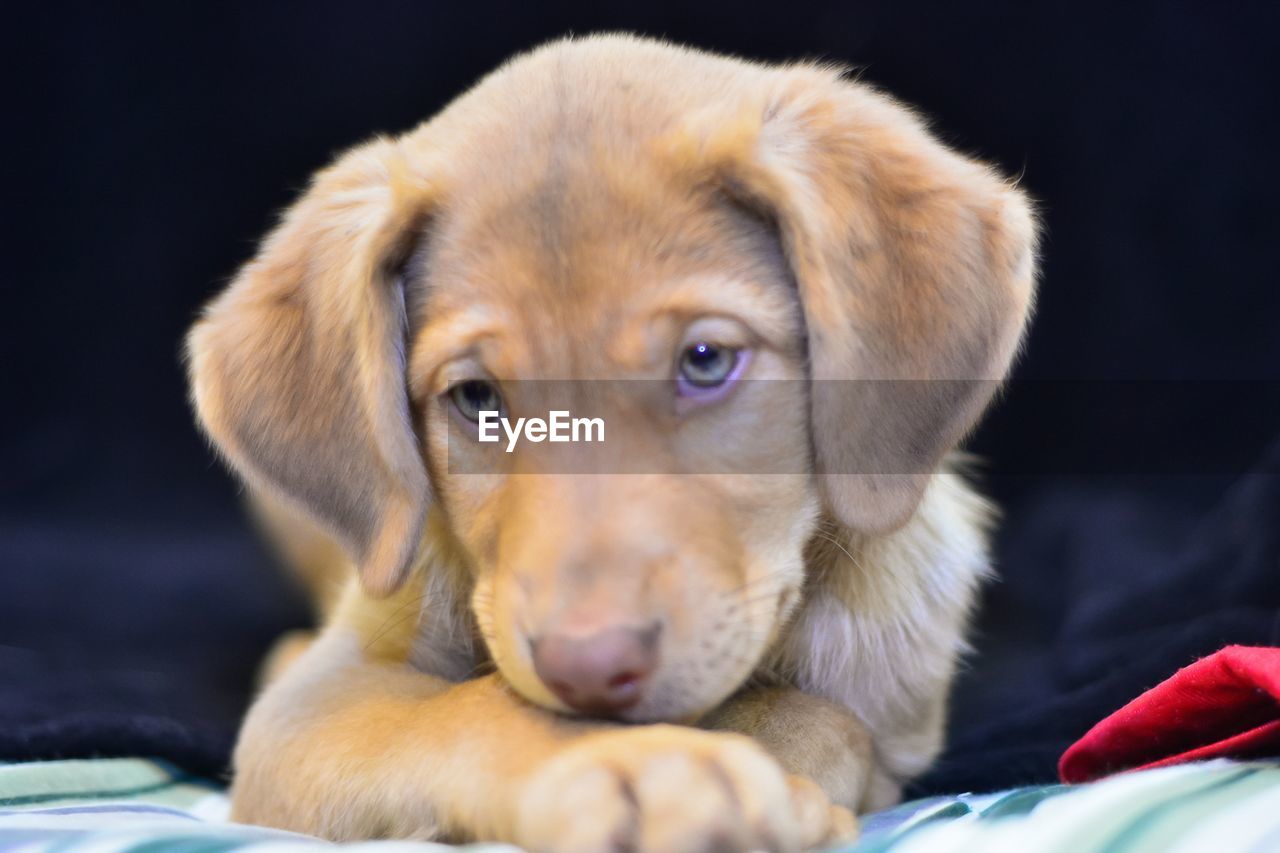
531 622 662 715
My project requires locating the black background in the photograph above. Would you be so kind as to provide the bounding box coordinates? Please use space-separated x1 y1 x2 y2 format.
2 1 1278 793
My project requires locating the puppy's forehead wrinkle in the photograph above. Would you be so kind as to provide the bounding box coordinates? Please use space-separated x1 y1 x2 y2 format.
419 172 805 383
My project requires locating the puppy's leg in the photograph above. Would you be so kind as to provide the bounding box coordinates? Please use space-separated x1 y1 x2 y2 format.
234 632 851 850
254 629 315 688
700 687 879 818
248 491 350 619
247 492 352 686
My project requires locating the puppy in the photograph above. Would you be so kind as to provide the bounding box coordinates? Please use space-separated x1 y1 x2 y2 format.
187 34 1036 851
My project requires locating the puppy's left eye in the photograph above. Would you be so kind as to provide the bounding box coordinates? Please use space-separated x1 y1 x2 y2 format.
677 342 741 395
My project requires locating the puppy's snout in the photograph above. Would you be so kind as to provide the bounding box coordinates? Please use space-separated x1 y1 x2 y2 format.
532 623 661 716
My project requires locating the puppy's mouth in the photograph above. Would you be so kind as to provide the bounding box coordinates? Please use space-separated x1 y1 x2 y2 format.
480 594 783 724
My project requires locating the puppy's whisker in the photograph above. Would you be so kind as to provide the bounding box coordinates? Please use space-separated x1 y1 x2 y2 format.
363 592 468 653
812 528 863 571
361 594 433 652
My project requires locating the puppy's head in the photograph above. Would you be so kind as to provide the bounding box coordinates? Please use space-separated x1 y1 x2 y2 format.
188 38 1036 722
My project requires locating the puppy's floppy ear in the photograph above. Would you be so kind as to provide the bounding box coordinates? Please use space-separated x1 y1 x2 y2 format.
187 137 432 596
695 68 1037 533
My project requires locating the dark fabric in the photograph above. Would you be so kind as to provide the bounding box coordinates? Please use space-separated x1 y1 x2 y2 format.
1059 645 1280 784
4 1 1279 793
0 507 310 778
915 442 1280 795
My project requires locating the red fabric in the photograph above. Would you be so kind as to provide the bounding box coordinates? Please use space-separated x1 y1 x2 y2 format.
1059 645 1280 784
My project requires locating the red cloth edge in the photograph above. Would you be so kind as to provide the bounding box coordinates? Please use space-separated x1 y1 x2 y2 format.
1059 645 1280 784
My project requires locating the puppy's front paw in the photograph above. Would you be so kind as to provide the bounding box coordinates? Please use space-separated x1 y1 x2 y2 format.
516 726 857 853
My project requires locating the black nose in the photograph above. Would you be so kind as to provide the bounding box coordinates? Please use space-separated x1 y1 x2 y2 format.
532 623 661 715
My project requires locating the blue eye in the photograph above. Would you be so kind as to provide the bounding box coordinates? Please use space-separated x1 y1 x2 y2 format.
677 343 739 391
448 380 503 422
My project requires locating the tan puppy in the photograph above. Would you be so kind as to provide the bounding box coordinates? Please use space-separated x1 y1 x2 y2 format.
187 34 1036 851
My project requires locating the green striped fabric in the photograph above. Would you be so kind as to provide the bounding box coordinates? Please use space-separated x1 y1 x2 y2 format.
848 761 1280 853
0 757 1276 851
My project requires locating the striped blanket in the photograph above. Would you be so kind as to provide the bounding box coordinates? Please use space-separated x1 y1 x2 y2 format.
1 757 1277 851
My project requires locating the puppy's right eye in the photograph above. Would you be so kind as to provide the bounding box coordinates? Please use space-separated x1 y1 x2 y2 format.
448 380 503 423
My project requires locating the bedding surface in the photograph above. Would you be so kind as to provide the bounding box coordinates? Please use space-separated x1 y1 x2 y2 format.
2 758 1278 852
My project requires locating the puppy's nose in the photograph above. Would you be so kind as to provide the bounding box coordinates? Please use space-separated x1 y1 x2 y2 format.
532 623 660 715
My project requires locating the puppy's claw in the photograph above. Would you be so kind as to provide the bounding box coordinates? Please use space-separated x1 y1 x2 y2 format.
824 805 860 847
787 775 859 849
